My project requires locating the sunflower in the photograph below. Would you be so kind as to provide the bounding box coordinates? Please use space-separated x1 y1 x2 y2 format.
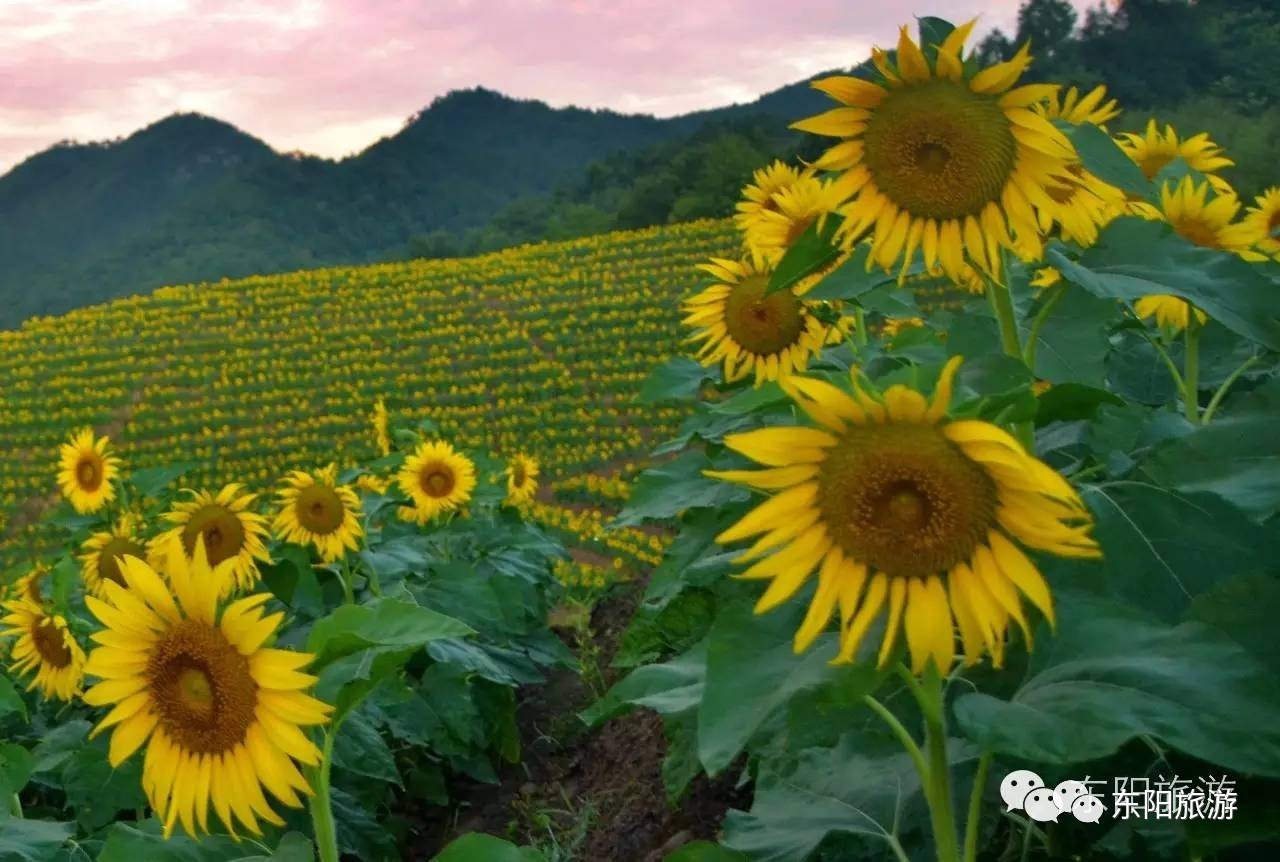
734 161 808 228
505 454 540 506
1117 120 1233 187
1 600 86 701
1134 177 1256 331
795 21 1078 282
397 440 477 523
12 563 50 605
372 398 392 457
1039 84 1120 126
741 172 850 269
1240 186 1280 259
81 542 332 838
881 317 925 338
707 357 1099 674
1030 267 1062 289
355 473 390 495
57 428 122 514
81 515 149 597
684 258 846 386
273 465 363 562
151 485 271 597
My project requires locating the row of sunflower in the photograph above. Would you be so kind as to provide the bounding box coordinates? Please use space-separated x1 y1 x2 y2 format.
0 407 573 860
591 16 1280 862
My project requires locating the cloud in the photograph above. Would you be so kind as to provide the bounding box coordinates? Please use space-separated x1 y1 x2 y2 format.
0 0 1069 173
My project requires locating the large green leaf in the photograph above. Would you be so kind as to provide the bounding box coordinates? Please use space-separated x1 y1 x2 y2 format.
766 215 844 296
129 462 199 499
432 833 547 861
663 841 749 862
639 357 716 404
0 743 32 798
0 819 74 862
332 711 400 785
615 450 750 527
306 597 473 669
1056 121 1155 202
803 245 905 302
954 592 1280 775
1023 287 1116 386
1144 378 1280 519
581 641 707 727
1048 218 1280 350
97 822 310 861
697 595 886 776
0 674 27 723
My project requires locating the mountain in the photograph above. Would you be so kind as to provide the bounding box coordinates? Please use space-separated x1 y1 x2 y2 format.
0 82 827 330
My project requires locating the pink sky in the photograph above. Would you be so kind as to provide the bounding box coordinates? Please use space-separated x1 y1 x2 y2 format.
0 1 1086 174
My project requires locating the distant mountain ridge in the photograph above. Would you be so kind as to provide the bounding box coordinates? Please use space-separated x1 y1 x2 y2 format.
0 81 829 330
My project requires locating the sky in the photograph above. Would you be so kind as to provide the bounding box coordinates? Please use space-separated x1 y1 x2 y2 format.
0 0 1087 174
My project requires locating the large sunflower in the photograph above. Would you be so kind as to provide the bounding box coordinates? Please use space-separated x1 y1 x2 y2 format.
57 428 122 514
684 258 846 386
81 515 149 597
1 600 85 701
795 21 1077 281
397 441 477 523
708 358 1099 674
151 485 271 597
1134 176 1256 331
740 172 850 269
505 454 540 506
1241 186 1280 260
273 465 363 562
81 543 332 838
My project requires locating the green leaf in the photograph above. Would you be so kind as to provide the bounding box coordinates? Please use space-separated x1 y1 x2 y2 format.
1024 287 1116 386
61 738 147 831
766 215 844 295
0 819 74 862
307 597 474 670
432 833 548 862
802 245 903 302
1048 218 1280 350
0 743 33 798
30 720 89 773
1034 383 1125 426
129 462 198 499
614 450 750 527
332 711 400 785
954 591 1280 775
0 674 28 723
639 357 715 404
663 841 749 862
661 711 703 803
1188 572 1280 676
581 641 707 727
96 821 246 861
1145 378 1280 519
1056 121 1155 202
707 382 789 416
916 16 956 52
697 595 886 776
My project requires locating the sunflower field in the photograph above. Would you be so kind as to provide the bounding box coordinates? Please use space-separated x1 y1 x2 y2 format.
4 13 1280 862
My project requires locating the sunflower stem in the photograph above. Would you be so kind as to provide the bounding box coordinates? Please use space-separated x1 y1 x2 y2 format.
985 277 1035 452
1183 316 1202 422
854 306 869 348
1022 284 1067 370
1202 354 1260 424
919 667 961 862
338 558 355 605
962 750 992 862
863 695 929 782
8 793 22 818
308 728 339 862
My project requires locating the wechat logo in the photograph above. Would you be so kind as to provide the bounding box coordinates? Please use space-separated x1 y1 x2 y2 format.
1000 770 1106 823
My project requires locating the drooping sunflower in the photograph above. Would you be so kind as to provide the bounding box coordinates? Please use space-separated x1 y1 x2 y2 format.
57 428 122 514
1241 186 1280 260
1117 120 1233 187
505 454 540 506
683 258 847 386
1 600 86 701
372 398 392 457
273 465 363 562
81 543 332 838
151 485 271 597
708 357 1099 674
795 21 1078 281
397 440 477 523
81 515 149 597
11 563 50 605
740 172 851 269
1134 176 1257 332
734 161 808 229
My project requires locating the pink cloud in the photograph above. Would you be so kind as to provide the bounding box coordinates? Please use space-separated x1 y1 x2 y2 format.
0 0 1081 173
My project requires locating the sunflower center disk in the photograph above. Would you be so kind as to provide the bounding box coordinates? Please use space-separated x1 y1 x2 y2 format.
863 80 1017 221
295 484 345 535
181 505 246 566
421 464 456 498
1174 217 1222 249
99 537 145 587
32 619 73 669
513 465 527 486
817 423 997 578
722 274 804 356
76 457 102 491
1138 153 1172 179
148 619 257 754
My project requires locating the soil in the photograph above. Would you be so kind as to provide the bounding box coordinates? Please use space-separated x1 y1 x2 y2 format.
411 583 753 861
